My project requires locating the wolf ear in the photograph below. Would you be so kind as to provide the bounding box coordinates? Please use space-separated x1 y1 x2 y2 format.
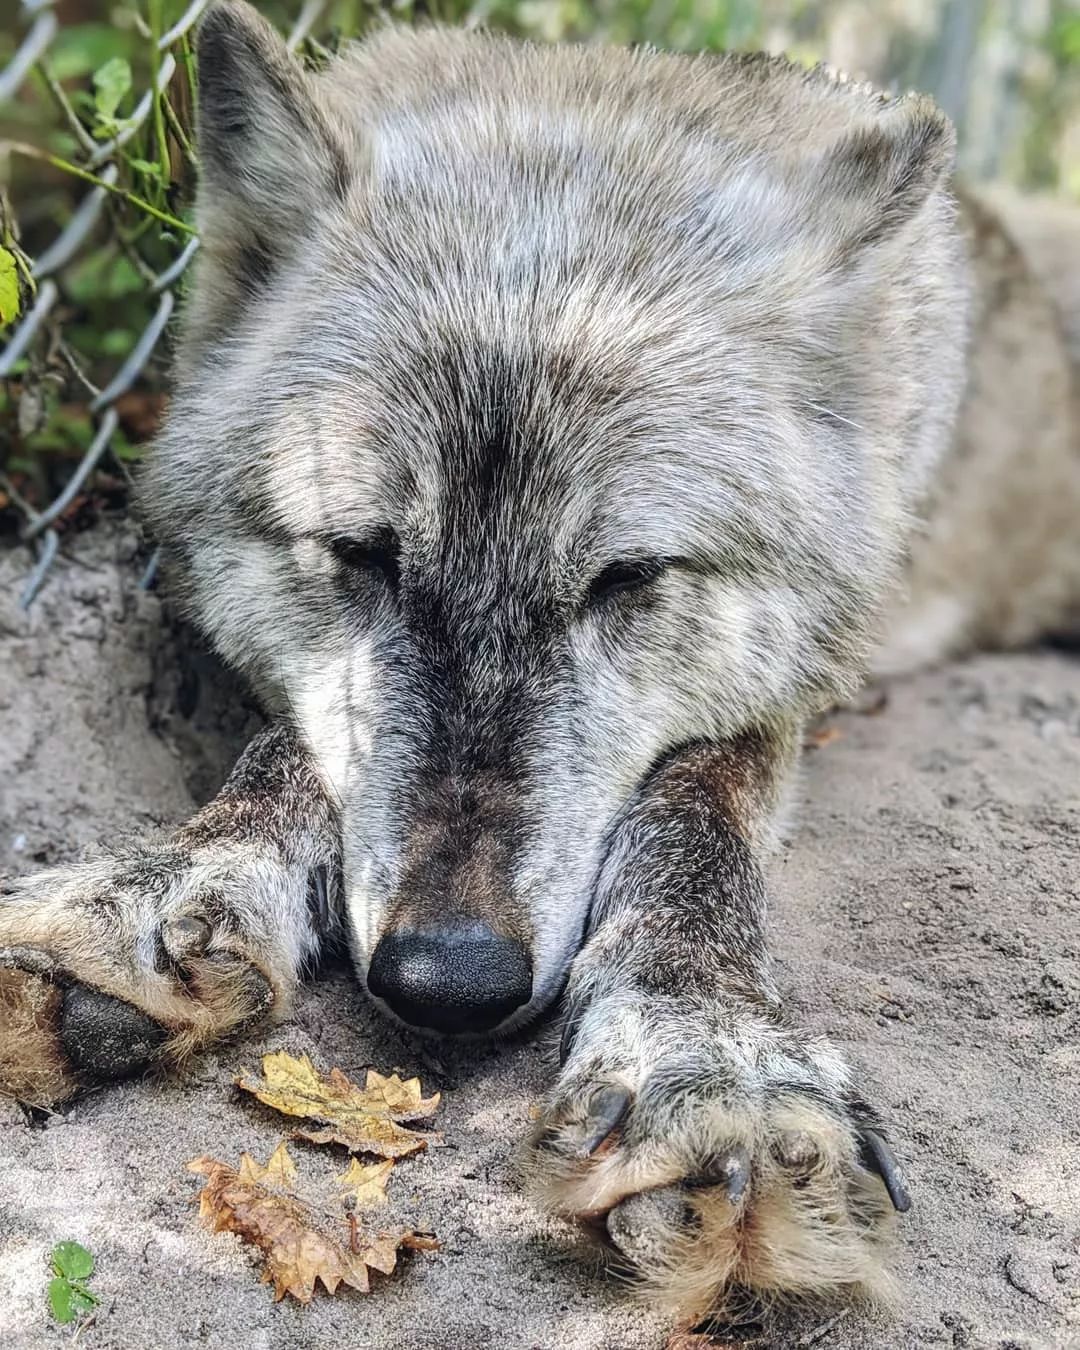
807 95 955 260
194 0 350 289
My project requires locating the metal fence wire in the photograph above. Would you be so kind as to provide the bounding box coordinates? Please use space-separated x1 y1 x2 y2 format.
0 0 329 608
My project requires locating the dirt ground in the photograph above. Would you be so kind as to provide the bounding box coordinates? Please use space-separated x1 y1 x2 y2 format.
0 523 1077 1350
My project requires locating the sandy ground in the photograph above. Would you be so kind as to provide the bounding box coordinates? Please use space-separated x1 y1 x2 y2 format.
0 523 1077 1350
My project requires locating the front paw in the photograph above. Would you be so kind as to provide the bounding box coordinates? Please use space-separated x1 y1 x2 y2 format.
523 989 909 1319
0 843 298 1106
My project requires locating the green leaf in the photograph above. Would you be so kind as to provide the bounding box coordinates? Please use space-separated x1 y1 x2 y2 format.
51 1241 94 1282
129 158 165 181
0 247 20 327
47 1276 98 1323
93 56 132 122
48 1277 76 1324
93 116 139 144
68 1282 100 1313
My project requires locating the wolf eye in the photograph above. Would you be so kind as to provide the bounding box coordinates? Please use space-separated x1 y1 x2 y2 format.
328 528 400 590
586 558 665 606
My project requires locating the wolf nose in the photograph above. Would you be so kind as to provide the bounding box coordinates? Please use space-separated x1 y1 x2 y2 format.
366 919 533 1034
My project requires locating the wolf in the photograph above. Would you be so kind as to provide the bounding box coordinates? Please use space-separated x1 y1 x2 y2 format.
2 0 1078 1322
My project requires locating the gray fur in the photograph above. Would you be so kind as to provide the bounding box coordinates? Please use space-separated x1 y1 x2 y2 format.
3 0 1078 1319
143 5 968 1015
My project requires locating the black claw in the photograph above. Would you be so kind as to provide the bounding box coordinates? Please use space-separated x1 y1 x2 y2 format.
578 1084 633 1157
723 1148 752 1203
858 1127 912 1213
60 985 168 1083
686 1144 752 1203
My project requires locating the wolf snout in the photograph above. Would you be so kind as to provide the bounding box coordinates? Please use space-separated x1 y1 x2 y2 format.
366 918 533 1034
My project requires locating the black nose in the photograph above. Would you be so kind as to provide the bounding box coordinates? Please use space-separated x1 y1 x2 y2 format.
367 918 533 1034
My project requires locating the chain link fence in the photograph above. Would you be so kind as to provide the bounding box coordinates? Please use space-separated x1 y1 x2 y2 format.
0 0 332 608
2 0 201 605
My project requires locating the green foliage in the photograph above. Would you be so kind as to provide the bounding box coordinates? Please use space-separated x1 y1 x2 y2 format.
0 248 20 328
92 56 133 126
48 1241 100 1325
52 1240 95 1281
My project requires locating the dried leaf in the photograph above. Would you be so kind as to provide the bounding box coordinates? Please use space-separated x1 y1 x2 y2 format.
365 1068 438 1116
237 1051 441 1158
237 1139 297 1189
188 1144 437 1303
337 1158 394 1209
804 722 843 750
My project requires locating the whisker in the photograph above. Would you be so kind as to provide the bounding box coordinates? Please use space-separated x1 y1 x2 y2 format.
806 401 865 433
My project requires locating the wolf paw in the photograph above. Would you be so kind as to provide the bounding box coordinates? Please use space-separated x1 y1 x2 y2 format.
0 843 305 1106
524 990 909 1319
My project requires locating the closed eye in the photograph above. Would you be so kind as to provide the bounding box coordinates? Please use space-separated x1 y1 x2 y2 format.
586 557 666 607
327 526 400 590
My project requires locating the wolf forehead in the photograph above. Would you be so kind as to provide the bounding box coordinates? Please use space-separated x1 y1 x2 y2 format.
200 328 833 575
150 11 961 596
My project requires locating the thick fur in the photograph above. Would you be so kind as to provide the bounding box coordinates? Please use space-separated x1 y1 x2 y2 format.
146 11 970 1007
2 1 1078 1323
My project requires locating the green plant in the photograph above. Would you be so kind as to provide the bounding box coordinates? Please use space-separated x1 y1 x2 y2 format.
47 1240 101 1325
0 246 20 326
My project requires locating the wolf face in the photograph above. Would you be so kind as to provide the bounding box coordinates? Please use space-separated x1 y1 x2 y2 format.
145 4 967 1033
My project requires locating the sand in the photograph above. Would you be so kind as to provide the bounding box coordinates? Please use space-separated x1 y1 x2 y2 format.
1 523 1077 1350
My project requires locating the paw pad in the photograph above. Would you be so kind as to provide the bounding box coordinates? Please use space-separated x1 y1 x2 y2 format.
60 985 168 1082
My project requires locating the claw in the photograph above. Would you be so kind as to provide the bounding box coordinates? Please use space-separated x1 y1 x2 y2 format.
686 1144 752 1203
722 1147 752 1203
578 1084 633 1157
858 1126 912 1213
0 946 58 979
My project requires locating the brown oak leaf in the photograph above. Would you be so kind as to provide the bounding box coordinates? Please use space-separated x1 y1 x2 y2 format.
337 1158 394 1208
188 1142 437 1302
236 1051 441 1158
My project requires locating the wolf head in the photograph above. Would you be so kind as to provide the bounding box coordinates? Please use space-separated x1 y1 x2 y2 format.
145 1 967 1033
